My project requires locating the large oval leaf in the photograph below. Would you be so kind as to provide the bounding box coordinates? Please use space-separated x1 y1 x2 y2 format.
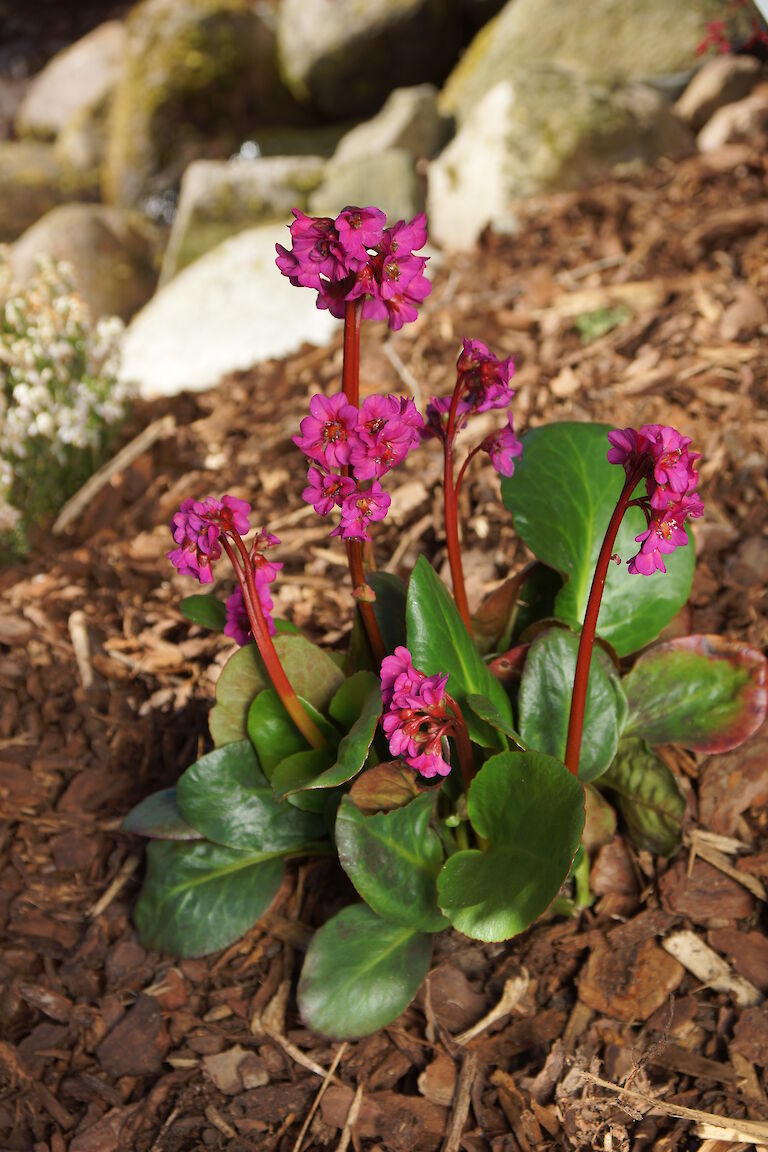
209 635 344 746
247 690 336 780
501 422 695 656
437 751 584 942
297 904 432 1039
180 594 227 631
336 794 447 932
519 628 627 782
406 555 515 748
304 677 382 793
599 737 684 856
176 741 325 852
135 839 284 957
122 788 203 840
623 635 767 753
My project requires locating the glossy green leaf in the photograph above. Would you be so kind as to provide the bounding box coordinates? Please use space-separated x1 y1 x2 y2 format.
180 594 227 631
368 571 408 653
518 628 627 782
298 904 432 1039
501 422 695 656
348 762 422 814
135 839 284 957
406 556 514 748
336 794 447 932
623 635 767 753
247 690 335 780
466 694 524 747
304 679 382 792
122 787 203 840
600 736 684 856
270 749 335 812
329 671 379 729
176 740 325 852
437 751 584 942
209 635 344 746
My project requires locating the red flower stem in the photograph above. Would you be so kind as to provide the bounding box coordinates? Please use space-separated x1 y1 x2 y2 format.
447 695 475 793
221 534 327 750
454 443 483 500
444 385 472 631
341 297 387 667
564 473 638 777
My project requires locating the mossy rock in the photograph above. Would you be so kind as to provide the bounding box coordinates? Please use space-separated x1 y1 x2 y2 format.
0 141 99 242
277 0 462 119
103 0 308 208
309 148 425 225
440 0 758 123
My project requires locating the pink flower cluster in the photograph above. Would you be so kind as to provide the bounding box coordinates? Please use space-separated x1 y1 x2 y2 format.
276 206 431 331
424 339 523 478
296 392 423 540
380 647 453 778
168 495 251 584
224 532 283 644
607 424 704 575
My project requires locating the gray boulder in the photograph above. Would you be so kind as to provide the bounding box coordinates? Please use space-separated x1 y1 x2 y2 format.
428 66 693 249
309 149 425 225
119 225 337 397
440 0 757 124
11 204 161 321
277 0 462 119
675 55 762 131
0 141 99 242
333 84 452 164
15 21 125 141
160 154 327 283
104 0 307 209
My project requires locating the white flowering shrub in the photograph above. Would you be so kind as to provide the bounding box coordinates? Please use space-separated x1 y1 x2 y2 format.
0 250 131 555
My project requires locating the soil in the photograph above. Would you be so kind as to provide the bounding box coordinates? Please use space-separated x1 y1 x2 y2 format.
1 143 767 1152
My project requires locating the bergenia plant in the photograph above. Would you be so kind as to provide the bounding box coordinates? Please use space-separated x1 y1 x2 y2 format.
124 206 767 1041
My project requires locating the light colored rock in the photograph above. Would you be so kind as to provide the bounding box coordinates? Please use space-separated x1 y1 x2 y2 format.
428 67 693 250
440 0 757 124
104 0 305 208
675 55 763 131
119 225 337 398
0 141 99 242
277 0 462 119
11 204 161 321
159 154 326 284
333 84 452 164
697 89 768 150
15 21 125 141
309 148 425 225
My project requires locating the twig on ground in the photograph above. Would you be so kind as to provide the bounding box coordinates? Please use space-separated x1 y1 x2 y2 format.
685 833 767 902
335 1083 364 1152
87 854 140 919
454 970 530 1046
53 413 176 534
68 609 94 690
292 1043 348 1152
661 930 762 1008
442 1050 478 1152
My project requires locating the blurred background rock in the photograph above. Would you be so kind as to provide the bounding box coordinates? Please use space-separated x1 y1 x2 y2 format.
0 0 764 398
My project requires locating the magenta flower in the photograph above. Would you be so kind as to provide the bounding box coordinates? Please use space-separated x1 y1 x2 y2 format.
294 393 360 468
349 396 418 479
379 647 452 778
456 339 515 413
167 494 252 583
485 414 523 478
302 466 356 515
224 587 252 645
275 211 350 291
335 206 386 264
332 481 391 541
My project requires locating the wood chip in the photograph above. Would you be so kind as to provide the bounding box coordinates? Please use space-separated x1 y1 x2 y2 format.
661 930 762 1007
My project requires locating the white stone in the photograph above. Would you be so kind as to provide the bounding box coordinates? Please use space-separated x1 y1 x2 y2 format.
675 54 762 131
119 226 337 398
333 84 451 163
697 90 768 151
16 21 125 140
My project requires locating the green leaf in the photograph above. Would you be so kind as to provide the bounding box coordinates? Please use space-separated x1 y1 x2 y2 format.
297 904 432 1039
368 571 408 653
271 749 335 812
348 762 422 814
501 422 695 656
623 635 767 753
247 690 335 779
180 594 227 631
329 671 380 729
437 751 584 942
209 635 344 746
176 740 325 852
336 794 448 932
406 556 515 748
305 679 382 793
122 788 203 840
466 694 524 747
135 839 284 957
600 736 684 856
518 628 627 782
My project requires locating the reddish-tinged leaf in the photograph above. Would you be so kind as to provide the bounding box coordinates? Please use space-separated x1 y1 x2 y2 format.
348 761 422 813
624 635 767 753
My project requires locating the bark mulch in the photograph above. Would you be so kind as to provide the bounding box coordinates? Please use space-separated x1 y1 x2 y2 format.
1 141 767 1152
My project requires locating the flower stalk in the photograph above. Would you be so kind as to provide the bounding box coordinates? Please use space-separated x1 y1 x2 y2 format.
443 383 472 631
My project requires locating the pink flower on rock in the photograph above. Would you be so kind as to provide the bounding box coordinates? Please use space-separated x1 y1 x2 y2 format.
379 647 453 778
485 414 523 478
294 393 360 468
